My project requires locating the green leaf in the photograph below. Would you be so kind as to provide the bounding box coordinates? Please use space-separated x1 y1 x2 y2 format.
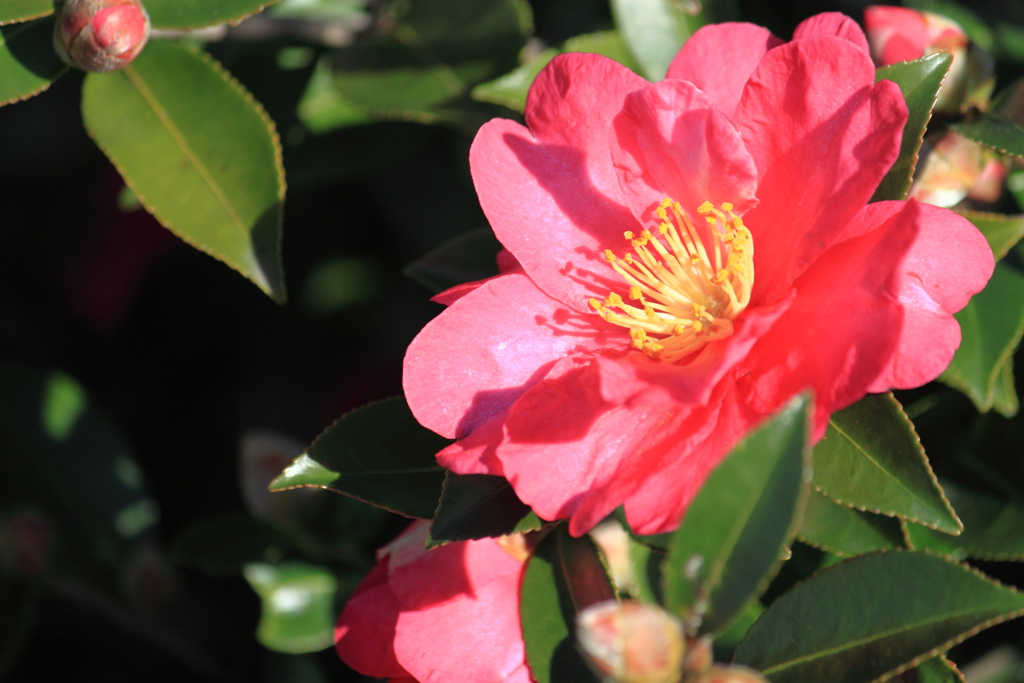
663 394 811 635
81 41 287 302
734 551 1024 683
0 17 66 107
403 227 503 293
145 0 282 30
521 525 616 683
798 491 905 557
892 656 967 683
941 263 1024 415
959 211 1024 261
269 397 448 519
872 53 953 202
427 472 542 548
954 116 1024 158
812 393 961 534
904 481 1024 561
628 539 664 605
0 1 52 25
562 31 640 72
991 356 1019 418
610 0 737 80
296 57 373 133
243 562 337 654
471 48 558 113
170 514 293 577
713 601 765 664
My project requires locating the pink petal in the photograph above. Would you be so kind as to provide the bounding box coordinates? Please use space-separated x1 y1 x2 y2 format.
612 79 759 222
792 12 871 54
470 54 649 310
404 272 626 439
734 36 907 305
864 6 930 65
390 536 528 683
334 562 411 679
736 204 918 437
865 201 994 391
666 23 783 119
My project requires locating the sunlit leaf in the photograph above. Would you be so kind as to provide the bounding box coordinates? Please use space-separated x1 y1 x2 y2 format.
872 53 952 202
941 263 1024 415
82 41 287 302
427 472 542 548
812 393 961 534
471 48 557 113
959 211 1024 261
145 0 283 30
521 525 615 683
244 562 337 654
0 17 66 107
0 1 52 25
798 491 905 557
663 394 810 635
734 551 1024 683
269 397 448 519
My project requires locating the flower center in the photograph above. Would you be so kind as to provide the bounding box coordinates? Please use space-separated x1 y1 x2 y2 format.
590 198 754 364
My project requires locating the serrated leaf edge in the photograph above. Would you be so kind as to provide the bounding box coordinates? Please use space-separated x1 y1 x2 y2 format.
953 117 1024 158
0 8 53 26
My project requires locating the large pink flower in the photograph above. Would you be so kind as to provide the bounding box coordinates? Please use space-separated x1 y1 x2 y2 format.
334 521 532 683
403 13 994 536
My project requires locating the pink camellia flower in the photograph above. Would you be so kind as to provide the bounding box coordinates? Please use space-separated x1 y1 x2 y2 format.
54 0 151 73
403 13 994 536
335 521 532 683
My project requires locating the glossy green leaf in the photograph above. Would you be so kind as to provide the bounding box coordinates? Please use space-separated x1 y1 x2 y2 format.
904 481 1024 561
82 41 287 302
991 356 1019 418
734 551 1024 683
664 394 811 635
959 211 1024 261
471 48 557 113
427 473 542 548
813 393 961 534
269 397 448 519
145 0 282 30
244 562 337 654
0 1 52 25
521 525 616 683
798 491 905 557
713 601 765 664
892 656 967 683
0 17 66 107
954 116 1024 158
628 539 663 605
170 514 293 577
941 263 1024 415
610 0 736 80
872 53 953 202
403 227 503 293
562 31 640 71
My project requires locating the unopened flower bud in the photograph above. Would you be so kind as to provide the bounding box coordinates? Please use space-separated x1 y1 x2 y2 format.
54 0 150 73
695 665 769 683
577 600 685 683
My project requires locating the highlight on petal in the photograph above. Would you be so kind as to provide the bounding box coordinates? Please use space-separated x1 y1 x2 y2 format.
734 36 907 304
864 201 995 391
792 11 871 54
612 79 759 222
666 22 783 119
471 54 649 310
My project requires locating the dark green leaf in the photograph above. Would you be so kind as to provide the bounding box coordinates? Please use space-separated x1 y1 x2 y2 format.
663 394 811 635
170 514 293 577
813 393 961 534
244 562 337 654
81 41 287 302
991 356 1019 418
628 539 664 605
269 397 448 519
904 481 1024 561
954 116 1024 158
872 53 953 202
958 211 1024 261
891 656 967 683
0 17 66 107
145 0 282 30
941 263 1024 415
734 551 1024 683
427 472 542 548
521 525 616 683
0 1 52 25
713 601 765 664
403 227 503 293
798 491 905 557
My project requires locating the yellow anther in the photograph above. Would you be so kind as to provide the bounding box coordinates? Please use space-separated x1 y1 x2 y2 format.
655 207 668 220
604 249 617 262
623 253 634 264
705 216 717 224
624 231 634 240
721 202 733 211
698 201 714 214
673 325 685 335
659 223 670 235
589 298 604 311
644 306 656 318
629 286 642 300
692 303 706 317
660 197 673 208
606 292 623 307
693 320 704 333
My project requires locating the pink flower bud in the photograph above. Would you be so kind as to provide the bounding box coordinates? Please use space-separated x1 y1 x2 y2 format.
577 600 686 683
53 0 150 73
696 665 769 683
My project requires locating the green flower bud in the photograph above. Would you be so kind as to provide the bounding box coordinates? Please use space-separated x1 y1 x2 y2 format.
53 0 150 73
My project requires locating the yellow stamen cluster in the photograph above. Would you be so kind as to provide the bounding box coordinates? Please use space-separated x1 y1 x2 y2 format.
589 198 754 364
